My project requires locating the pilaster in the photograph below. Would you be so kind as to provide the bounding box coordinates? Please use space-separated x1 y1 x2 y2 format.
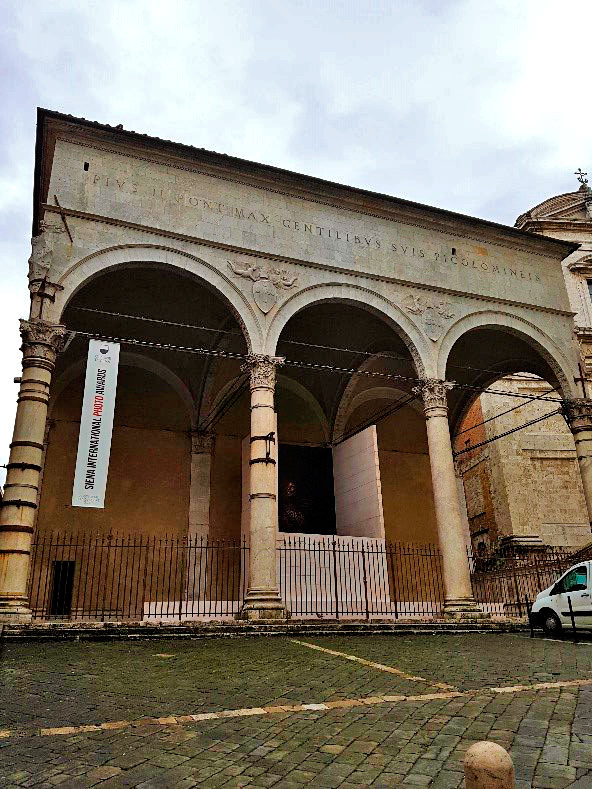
563 398 592 529
188 431 215 540
27 233 63 321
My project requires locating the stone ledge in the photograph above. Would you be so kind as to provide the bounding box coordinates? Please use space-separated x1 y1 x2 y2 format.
0 617 529 642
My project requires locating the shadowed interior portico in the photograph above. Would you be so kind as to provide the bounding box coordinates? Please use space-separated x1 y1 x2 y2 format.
0 109 589 623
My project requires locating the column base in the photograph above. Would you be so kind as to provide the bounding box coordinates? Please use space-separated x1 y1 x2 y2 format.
238 588 289 621
0 597 33 624
442 598 489 620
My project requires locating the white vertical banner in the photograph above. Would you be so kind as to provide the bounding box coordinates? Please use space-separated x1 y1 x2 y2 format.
72 339 120 508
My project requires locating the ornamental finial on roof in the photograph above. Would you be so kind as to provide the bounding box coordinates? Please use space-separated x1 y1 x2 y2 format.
575 168 589 187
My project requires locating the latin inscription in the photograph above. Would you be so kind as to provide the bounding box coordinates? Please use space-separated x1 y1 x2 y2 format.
88 171 543 284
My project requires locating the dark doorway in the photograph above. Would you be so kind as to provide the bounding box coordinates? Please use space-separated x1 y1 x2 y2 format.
49 561 75 617
279 445 336 534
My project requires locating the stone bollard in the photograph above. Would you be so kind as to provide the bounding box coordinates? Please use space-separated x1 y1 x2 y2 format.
464 741 515 788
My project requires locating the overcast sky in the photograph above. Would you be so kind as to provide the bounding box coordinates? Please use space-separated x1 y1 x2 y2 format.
1 0 591 483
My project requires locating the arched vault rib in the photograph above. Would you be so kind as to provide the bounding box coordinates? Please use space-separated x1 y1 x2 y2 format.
438 310 579 435
332 353 423 443
204 373 330 444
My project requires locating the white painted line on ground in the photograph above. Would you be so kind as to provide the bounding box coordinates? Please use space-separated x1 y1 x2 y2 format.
3 677 592 741
290 638 457 690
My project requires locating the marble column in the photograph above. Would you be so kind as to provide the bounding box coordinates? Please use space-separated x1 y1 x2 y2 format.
563 398 592 530
413 378 484 618
239 354 287 620
0 319 66 621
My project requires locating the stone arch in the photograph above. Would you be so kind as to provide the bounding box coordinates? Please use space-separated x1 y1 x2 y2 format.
438 310 577 399
48 352 197 426
265 283 431 377
332 353 423 443
52 244 263 353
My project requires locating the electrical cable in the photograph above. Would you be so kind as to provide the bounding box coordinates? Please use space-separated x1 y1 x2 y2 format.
453 408 563 458
73 330 246 361
70 305 563 383
283 355 563 403
72 329 566 404
72 306 243 339
453 383 563 438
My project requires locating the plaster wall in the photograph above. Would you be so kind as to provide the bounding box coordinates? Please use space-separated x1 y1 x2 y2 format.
36 366 191 538
210 434 243 541
332 426 384 539
343 401 439 545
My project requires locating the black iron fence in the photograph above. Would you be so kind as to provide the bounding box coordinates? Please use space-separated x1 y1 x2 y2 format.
26 532 578 622
469 547 575 617
28 533 248 621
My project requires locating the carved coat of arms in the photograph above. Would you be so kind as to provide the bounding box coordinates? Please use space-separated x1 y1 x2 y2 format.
228 260 298 313
404 294 455 342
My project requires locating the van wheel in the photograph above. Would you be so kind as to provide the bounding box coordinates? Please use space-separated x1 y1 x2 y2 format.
541 610 562 636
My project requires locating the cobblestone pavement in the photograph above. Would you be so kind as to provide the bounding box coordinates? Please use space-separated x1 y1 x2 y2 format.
1 633 592 787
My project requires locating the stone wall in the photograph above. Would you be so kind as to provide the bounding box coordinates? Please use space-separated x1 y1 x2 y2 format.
457 376 590 551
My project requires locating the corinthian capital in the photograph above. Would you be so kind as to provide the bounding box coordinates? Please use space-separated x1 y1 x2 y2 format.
562 398 592 433
19 320 67 370
241 354 285 390
412 378 455 412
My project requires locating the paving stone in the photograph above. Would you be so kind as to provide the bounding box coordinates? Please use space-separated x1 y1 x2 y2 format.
430 770 464 788
3 634 592 787
85 765 124 781
402 774 434 786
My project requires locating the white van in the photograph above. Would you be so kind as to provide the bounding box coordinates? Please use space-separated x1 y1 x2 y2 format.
530 560 592 635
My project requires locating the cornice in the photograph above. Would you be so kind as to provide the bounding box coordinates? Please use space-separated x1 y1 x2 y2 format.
518 219 592 234
42 203 577 319
567 258 592 275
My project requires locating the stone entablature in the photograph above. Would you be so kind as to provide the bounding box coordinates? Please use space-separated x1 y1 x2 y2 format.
41 113 576 303
30 111 581 404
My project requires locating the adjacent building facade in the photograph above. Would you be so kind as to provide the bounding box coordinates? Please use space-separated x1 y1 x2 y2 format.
2 109 592 622
456 179 592 554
